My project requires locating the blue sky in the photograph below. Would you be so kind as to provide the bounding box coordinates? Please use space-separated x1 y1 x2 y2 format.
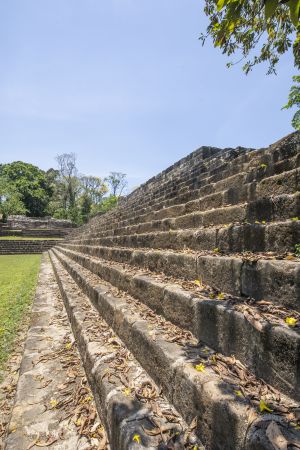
0 0 295 191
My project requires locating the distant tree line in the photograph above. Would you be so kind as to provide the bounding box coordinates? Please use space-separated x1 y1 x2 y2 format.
0 153 127 224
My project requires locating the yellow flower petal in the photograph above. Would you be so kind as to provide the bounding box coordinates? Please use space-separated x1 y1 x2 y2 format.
234 390 243 398
133 434 141 444
50 398 58 408
65 342 72 350
285 317 297 327
217 293 225 300
195 364 205 372
194 279 202 287
123 388 131 397
259 399 273 413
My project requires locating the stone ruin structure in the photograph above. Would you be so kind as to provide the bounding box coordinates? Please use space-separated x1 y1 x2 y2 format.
5 132 300 449
0 216 76 254
2 215 75 236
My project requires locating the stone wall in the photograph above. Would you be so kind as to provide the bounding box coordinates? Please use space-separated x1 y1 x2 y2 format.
6 216 76 230
0 216 76 238
0 239 60 255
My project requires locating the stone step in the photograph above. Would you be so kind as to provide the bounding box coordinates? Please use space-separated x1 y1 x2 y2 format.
148 165 299 224
50 248 300 450
69 220 300 254
154 151 299 208
169 140 299 196
5 255 107 450
86 193 300 240
73 152 253 234
68 134 299 242
86 150 300 234
58 244 300 311
0 242 58 245
126 146 250 206
0 240 59 255
114 147 244 215
95 167 300 233
53 246 300 400
116 140 297 217
49 251 201 450
0 251 46 255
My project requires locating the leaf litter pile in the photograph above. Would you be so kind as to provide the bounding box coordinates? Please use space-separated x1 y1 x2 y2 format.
0 313 31 450
61 271 204 450
61 253 300 441
29 335 108 450
22 287 109 450
75 248 300 331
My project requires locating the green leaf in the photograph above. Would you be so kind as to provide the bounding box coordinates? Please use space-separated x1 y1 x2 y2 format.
292 109 300 130
217 0 226 11
264 0 279 20
288 0 300 27
228 21 235 32
216 0 236 12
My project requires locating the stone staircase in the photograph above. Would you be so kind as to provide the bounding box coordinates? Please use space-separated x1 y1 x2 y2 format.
0 239 60 255
48 132 300 449
11 132 300 449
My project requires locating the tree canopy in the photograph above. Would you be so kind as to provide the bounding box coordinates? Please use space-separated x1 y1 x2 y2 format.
0 177 27 221
200 0 300 128
0 156 128 225
0 161 53 217
105 172 128 197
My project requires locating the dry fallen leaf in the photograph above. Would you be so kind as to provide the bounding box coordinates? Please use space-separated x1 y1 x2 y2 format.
26 434 58 450
244 311 264 332
266 421 288 450
67 368 77 378
247 409 258 427
285 255 296 261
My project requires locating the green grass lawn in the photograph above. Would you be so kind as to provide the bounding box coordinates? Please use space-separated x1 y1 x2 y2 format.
0 236 62 240
0 255 41 377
